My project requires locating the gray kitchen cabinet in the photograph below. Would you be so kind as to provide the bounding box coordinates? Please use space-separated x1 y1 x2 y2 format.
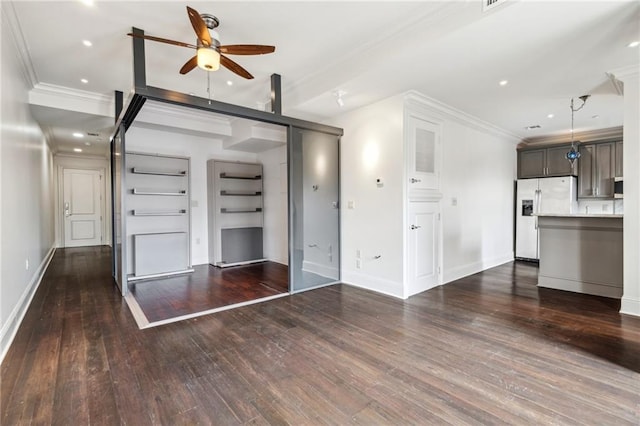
615 141 623 177
517 145 575 179
578 142 615 198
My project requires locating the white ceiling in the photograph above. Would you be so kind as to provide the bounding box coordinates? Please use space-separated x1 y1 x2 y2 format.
9 0 640 157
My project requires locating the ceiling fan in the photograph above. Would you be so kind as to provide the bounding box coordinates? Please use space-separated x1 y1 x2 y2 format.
127 6 275 79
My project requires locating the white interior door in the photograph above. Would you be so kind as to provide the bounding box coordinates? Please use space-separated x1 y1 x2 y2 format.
407 201 440 297
63 169 103 247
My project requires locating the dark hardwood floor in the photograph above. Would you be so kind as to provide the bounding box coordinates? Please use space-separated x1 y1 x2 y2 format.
130 262 289 323
2 247 639 425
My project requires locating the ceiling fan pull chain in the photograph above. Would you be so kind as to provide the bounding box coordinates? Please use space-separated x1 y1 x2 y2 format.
207 71 212 105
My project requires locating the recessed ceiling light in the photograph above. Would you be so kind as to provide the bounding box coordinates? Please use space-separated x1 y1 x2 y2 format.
499 80 508 86
628 41 639 48
82 40 92 47
547 114 554 119
227 80 233 86
73 132 84 138
73 148 83 153
81 78 88 84
80 0 94 6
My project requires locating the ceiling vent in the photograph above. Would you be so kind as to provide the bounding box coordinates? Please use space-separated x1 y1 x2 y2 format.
87 132 100 137
483 0 507 12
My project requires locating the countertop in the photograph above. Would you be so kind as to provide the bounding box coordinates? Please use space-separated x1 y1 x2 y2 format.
535 213 623 218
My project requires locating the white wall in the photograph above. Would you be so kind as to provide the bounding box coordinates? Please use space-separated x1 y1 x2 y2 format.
126 125 258 265
330 94 407 296
258 145 288 265
330 91 517 298
1 4 56 361
616 68 640 317
438 112 517 282
53 154 111 247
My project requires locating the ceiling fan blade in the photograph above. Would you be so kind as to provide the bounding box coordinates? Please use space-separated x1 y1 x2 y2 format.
219 45 276 55
179 56 198 75
127 33 197 49
186 6 212 47
220 55 254 79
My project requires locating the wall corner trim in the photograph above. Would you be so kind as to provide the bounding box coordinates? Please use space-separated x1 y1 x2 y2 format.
1 1 38 89
0 246 56 364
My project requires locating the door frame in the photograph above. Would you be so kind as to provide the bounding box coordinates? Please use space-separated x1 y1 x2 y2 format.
56 165 109 248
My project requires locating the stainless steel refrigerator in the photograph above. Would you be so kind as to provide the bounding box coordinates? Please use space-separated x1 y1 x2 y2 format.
515 176 577 260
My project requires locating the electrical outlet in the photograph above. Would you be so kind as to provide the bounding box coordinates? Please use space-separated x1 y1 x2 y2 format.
25 259 29 270
356 249 361 259
356 259 361 269
451 197 458 206
348 200 355 209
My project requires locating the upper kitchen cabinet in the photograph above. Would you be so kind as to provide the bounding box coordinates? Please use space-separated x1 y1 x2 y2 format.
578 141 617 198
615 141 623 177
517 145 575 179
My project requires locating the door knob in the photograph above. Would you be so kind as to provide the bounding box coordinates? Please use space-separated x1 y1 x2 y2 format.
410 178 421 183
410 224 421 230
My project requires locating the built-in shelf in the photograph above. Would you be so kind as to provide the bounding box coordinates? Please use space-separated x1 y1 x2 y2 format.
220 190 262 196
219 172 262 180
132 209 187 216
132 168 187 177
220 207 263 214
132 189 187 196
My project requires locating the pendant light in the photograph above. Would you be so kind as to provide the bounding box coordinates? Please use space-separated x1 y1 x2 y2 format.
566 95 590 165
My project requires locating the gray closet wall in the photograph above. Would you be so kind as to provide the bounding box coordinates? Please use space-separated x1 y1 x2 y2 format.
125 152 192 280
207 160 265 267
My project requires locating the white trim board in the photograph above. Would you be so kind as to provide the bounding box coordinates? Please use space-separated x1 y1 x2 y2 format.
125 292 290 330
0 246 56 364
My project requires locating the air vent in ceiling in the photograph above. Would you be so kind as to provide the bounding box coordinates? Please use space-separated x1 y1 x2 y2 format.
87 132 100 137
525 125 541 130
483 0 507 12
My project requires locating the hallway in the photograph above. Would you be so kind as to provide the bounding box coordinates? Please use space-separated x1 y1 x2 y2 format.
1 247 639 424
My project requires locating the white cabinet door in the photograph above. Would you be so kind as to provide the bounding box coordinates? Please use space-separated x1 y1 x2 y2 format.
407 115 441 192
63 169 103 247
407 201 440 297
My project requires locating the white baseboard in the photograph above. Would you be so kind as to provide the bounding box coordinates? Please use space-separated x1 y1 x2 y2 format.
0 246 56 364
620 296 640 317
443 252 514 284
341 270 404 299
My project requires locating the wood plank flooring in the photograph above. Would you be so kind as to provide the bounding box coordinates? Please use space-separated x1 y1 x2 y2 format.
2 247 639 425
129 262 289 323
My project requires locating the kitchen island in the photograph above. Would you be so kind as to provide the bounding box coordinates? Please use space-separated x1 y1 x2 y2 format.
536 214 623 298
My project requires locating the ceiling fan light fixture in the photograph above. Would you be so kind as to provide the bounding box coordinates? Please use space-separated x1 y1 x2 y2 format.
197 47 220 71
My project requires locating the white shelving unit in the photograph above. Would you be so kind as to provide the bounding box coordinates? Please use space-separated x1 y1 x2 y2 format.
207 160 265 267
126 152 193 281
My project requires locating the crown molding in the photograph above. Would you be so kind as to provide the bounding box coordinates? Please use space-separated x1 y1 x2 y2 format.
608 64 640 83
403 90 521 143
2 1 38 89
31 83 113 105
520 126 623 147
